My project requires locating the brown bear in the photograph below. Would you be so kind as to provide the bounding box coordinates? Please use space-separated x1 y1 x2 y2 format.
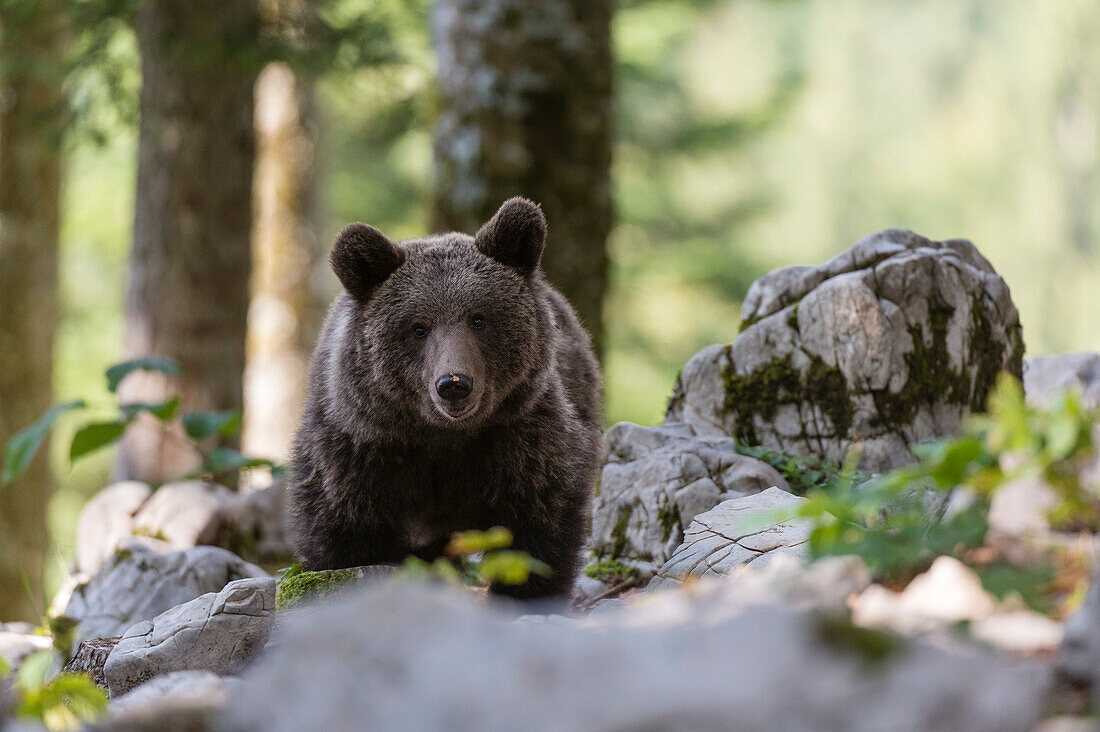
286 197 603 598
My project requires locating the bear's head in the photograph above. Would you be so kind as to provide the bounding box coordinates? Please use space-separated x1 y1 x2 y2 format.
329 197 554 431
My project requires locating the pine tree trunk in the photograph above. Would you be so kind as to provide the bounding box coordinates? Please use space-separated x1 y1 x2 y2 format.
116 0 261 483
431 0 614 355
243 62 324 462
0 0 65 621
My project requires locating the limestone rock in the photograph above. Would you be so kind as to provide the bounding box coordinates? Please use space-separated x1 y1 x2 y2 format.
217 579 1047 732
591 421 788 577
131 480 237 549
73 480 291 578
60 540 268 656
667 230 1024 471
75 481 152 576
649 487 811 589
1025 352 1100 410
104 577 275 697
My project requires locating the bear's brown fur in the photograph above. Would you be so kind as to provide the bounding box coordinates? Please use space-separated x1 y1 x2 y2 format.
287 198 602 598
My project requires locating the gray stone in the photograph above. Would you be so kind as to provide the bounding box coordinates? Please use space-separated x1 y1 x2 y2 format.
75 481 152 576
216 579 1047 732
73 480 291 578
590 421 788 577
104 577 274 697
1025 352 1100 410
649 487 811 589
60 540 268 656
131 480 238 550
667 229 1024 471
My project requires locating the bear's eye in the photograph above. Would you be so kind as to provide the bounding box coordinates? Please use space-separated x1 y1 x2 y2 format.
470 315 485 330
412 324 428 338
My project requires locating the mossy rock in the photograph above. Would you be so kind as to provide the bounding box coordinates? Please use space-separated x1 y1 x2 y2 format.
276 566 395 611
667 230 1024 472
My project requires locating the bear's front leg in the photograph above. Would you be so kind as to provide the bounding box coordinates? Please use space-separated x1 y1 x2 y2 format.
489 497 590 600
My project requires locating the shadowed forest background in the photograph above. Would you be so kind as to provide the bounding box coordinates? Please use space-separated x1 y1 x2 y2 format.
3 0 1100 618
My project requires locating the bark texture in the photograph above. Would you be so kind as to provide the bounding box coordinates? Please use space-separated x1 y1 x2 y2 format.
0 0 65 620
243 62 324 461
117 0 261 482
430 0 613 355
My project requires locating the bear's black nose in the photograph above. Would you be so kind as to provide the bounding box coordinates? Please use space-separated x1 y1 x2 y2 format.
436 372 473 402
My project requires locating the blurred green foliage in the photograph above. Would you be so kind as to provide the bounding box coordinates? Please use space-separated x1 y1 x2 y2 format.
794 374 1097 611
42 0 1100 599
4 650 107 732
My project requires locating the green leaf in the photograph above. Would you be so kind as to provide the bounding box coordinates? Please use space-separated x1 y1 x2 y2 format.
69 421 127 462
446 527 513 557
202 448 274 476
182 411 242 441
105 356 182 393
2 401 85 485
14 649 54 692
478 551 551 585
119 397 180 423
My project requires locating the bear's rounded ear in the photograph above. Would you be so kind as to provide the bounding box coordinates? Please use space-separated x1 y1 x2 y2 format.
330 223 404 301
474 197 547 275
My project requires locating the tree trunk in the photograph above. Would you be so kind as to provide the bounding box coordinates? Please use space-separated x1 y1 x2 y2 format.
431 0 614 355
243 62 324 462
116 0 261 483
0 0 65 621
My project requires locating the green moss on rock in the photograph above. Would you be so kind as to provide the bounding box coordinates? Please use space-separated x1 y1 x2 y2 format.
584 559 640 585
722 354 852 444
608 504 634 560
276 568 359 611
656 496 682 543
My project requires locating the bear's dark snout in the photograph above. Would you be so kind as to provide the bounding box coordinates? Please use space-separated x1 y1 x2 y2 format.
436 372 473 402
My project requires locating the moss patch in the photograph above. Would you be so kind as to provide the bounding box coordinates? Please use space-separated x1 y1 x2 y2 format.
656 496 682 543
605 503 635 560
723 354 852 444
815 616 906 665
275 568 359 611
584 559 640 586
870 297 1015 428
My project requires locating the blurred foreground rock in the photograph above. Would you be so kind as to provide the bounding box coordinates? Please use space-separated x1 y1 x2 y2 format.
666 229 1023 471
107 671 241 731
217 578 1047 732
104 577 275 697
591 421 788 577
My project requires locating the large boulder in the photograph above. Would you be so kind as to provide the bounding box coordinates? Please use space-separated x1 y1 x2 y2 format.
104 577 275 697
648 487 811 590
1024 352 1100 410
217 579 1047 732
667 230 1024 471
590 422 788 577
60 541 268 656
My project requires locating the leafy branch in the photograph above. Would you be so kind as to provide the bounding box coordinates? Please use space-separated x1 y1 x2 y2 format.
1 356 280 487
